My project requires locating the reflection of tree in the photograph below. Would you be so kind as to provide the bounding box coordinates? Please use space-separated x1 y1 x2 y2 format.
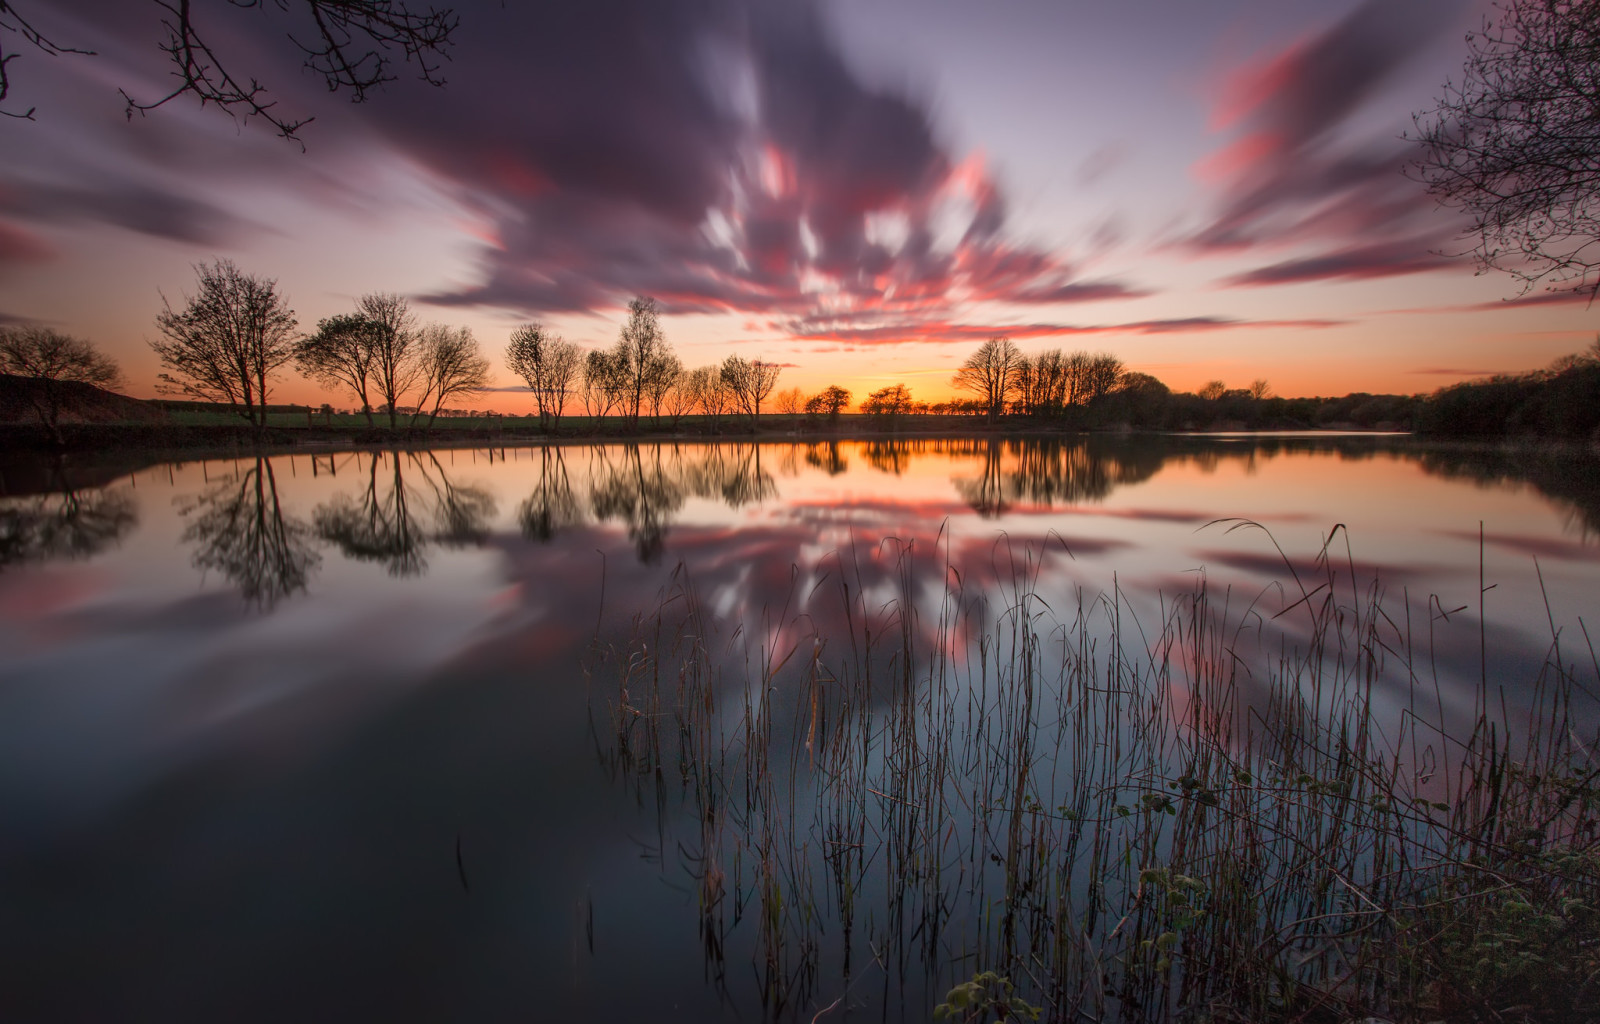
576 443 779 561
803 441 848 476
415 452 496 547
956 439 1009 518
864 439 911 476
518 446 585 541
590 445 687 563
952 438 1165 518
1415 446 1600 539
717 445 777 509
314 450 496 577
181 458 319 607
0 477 137 568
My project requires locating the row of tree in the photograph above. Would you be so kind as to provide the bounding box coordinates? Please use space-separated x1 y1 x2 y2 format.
503 299 786 434
13 257 1588 441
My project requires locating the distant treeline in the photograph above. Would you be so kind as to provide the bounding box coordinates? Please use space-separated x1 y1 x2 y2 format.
4 258 1599 443
1414 346 1600 439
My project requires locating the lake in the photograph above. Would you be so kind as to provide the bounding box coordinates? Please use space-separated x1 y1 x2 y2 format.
2 434 1597 1021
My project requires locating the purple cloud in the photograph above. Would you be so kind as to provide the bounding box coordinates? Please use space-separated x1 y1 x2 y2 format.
1184 0 1471 282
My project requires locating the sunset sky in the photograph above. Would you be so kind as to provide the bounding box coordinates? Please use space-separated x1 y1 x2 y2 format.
1 0 1595 410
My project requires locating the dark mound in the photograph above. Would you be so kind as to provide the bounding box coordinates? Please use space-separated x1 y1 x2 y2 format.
0 373 166 425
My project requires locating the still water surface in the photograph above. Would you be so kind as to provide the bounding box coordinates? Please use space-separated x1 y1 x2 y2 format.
1 435 1597 1020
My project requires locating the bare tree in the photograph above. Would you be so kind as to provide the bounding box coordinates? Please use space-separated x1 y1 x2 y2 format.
582 347 629 425
1414 0 1600 294
774 386 805 415
410 323 488 430
1198 380 1227 401
614 296 676 427
645 352 682 423
358 293 420 429
507 323 582 433
1249 378 1273 400
694 365 732 429
295 312 378 426
1081 353 1124 401
0 326 123 444
152 258 297 433
1 1 458 144
661 361 700 430
721 355 781 431
952 336 1022 422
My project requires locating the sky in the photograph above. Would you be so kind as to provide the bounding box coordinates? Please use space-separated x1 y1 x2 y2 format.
1 0 1595 411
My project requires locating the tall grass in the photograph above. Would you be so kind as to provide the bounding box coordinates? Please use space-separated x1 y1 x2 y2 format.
586 525 1600 1022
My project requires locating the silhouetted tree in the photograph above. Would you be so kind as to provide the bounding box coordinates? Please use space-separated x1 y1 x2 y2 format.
152 259 297 433
688 364 731 430
0 326 123 444
645 353 683 423
1080 353 1124 401
180 457 319 606
411 324 488 430
721 355 781 430
661 367 701 430
613 297 676 427
0 1 458 143
803 384 851 423
953 337 1022 422
862 383 913 428
295 313 379 426
1249 378 1273 400
1198 380 1227 401
506 324 583 434
1414 0 1600 294
582 347 628 424
355 293 421 430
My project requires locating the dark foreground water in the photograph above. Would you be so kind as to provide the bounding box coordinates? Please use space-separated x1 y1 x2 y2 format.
1 435 1597 1021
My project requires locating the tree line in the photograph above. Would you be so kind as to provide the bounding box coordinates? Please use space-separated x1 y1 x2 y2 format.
4 257 1596 442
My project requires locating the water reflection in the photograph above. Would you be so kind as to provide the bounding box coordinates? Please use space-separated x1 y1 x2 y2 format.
951 437 1164 517
517 447 584 542
803 440 848 476
314 451 496 577
548 443 777 561
181 457 319 607
0 470 136 568
1414 445 1600 537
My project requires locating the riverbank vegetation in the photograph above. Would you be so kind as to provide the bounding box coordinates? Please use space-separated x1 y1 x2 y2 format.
587 529 1600 1021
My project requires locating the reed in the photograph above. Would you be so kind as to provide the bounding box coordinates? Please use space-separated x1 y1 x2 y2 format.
584 523 1599 1023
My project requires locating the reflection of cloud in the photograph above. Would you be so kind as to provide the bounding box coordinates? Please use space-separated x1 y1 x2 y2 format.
1189 548 1439 589
1436 529 1600 563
